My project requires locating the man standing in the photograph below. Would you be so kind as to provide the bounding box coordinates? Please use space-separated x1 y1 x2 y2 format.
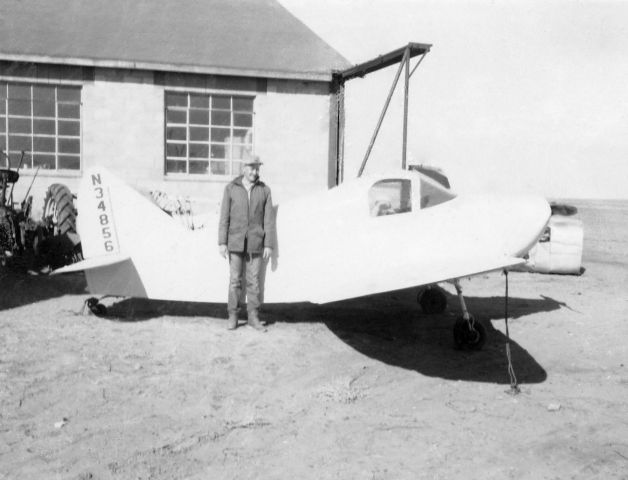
218 158 275 331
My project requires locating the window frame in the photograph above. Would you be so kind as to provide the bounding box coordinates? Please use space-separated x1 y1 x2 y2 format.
368 179 413 217
0 81 82 172
163 90 255 178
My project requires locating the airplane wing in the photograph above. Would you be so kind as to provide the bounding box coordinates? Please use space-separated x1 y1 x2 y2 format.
308 254 525 304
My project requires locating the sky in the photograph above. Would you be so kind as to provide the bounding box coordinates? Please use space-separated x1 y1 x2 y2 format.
279 0 628 199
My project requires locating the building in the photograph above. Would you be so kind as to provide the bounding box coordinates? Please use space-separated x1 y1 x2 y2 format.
0 0 351 216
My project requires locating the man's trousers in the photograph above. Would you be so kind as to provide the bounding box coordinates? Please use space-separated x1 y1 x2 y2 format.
227 251 262 315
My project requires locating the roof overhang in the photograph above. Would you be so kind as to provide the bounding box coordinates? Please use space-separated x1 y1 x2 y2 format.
0 53 337 83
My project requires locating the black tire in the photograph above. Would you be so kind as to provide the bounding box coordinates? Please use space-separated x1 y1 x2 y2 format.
42 184 76 236
0 210 14 254
87 297 107 317
418 286 448 314
453 316 486 350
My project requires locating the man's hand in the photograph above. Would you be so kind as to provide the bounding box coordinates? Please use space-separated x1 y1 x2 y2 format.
219 244 228 259
263 247 273 260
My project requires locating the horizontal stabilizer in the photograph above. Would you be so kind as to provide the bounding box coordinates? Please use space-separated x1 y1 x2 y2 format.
52 254 131 275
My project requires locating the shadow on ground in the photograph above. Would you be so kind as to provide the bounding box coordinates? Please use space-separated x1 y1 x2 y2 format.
267 287 558 385
0 268 87 311
100 286 562 385
0 264 559 385
103 297 226 321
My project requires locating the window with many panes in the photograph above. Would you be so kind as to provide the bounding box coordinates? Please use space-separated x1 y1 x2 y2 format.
0 82 81 170
165 92 254 176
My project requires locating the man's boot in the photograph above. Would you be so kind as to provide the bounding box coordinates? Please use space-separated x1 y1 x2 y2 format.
227 313 238 330
247 310 266 332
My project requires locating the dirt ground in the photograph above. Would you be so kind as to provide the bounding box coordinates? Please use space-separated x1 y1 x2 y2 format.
1 199 627 480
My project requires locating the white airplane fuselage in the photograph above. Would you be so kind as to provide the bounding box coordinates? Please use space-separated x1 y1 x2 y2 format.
59 168 550 305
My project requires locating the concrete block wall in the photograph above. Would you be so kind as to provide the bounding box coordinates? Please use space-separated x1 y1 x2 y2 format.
82 69 164 186
9 67 333 220
256 79 331 206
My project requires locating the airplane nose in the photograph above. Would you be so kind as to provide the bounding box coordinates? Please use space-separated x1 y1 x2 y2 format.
500 195 551 257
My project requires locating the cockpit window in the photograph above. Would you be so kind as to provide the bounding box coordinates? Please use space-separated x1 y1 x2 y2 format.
368 179 412 217
419 178 456 209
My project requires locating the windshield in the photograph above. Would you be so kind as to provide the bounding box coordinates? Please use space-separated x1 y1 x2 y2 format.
368 179 412 217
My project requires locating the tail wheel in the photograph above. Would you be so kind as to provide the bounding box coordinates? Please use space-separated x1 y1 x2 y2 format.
86 297 107 316
42 184 76 236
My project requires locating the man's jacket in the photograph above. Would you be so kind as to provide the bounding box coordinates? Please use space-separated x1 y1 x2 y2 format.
218 176 276 254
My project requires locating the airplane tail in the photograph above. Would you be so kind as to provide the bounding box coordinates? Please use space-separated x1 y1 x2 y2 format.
54 167 226 301
54 167 183 276
53 166 199 298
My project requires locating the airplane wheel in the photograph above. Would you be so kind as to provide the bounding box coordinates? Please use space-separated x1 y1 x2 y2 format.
453 316 486 350
86 297 107 317
417 287 447 314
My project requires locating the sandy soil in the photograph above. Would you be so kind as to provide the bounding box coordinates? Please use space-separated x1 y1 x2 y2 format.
1 200 627 480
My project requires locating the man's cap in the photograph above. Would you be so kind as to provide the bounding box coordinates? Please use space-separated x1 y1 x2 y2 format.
243 156 263 166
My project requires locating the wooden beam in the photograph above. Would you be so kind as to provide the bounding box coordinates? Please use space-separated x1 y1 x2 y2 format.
336 42 431 82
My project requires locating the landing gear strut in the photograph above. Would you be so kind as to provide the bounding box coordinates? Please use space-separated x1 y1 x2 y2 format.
452 279 486 350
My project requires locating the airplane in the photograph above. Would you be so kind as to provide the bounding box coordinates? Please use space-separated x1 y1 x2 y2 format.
55 166 551 349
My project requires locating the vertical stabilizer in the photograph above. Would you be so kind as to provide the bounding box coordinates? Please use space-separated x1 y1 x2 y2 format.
76 167 182 260
77 168 123 258
58 167 218 301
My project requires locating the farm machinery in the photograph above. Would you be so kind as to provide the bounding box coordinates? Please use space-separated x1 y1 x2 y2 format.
0 151 81 272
